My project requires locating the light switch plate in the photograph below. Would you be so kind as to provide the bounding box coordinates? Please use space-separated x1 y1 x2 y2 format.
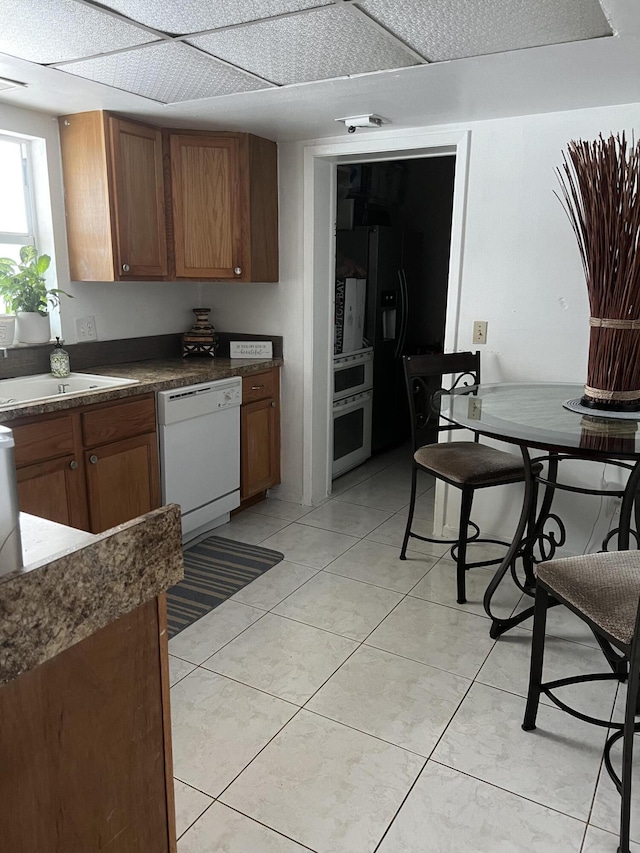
230 341 273 359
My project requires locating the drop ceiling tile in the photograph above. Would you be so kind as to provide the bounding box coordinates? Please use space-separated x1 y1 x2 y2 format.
56 42 272 104
357 0 612 61
188 5 417 85
0 0 158 64
98 0 332 35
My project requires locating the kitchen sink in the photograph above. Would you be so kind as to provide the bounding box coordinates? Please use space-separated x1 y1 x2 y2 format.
0 373 139 407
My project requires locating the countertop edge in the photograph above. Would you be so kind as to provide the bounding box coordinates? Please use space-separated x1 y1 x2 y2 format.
0 504 184 684
0 357 283 422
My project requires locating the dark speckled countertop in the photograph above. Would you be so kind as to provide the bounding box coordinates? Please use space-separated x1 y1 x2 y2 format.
0 504 184 684
0 356 283 423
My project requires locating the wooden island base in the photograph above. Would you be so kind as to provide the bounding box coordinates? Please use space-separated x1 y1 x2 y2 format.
0 595 176 853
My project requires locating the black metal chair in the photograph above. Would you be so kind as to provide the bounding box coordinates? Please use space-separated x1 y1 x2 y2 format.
400 351 537 604
523 550 640 853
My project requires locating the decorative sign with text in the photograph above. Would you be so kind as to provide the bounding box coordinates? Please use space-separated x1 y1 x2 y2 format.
230 341 273 359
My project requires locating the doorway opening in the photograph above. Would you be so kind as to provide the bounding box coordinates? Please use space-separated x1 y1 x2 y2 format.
331 155 456 483
301 129 468 510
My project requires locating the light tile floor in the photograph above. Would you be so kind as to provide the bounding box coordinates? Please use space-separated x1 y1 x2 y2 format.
169 448 633 853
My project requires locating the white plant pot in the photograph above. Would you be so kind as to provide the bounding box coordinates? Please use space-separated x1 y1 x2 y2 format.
15 312 50 344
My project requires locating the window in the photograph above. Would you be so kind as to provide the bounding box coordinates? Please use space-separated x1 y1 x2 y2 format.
0 134 35 263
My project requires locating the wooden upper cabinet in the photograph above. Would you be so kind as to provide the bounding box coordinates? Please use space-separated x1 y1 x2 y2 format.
59 111 278 283
59 111 168 281
170 134 242 279
169 132 279 282
108 117 168 279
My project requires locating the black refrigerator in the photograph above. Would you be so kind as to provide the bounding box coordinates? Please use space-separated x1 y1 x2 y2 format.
337 225 440 453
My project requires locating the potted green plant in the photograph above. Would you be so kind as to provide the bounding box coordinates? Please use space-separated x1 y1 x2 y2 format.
0 245 71 344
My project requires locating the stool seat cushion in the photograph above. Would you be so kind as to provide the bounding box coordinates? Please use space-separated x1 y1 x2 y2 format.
414 441 530 486
536 550 640 645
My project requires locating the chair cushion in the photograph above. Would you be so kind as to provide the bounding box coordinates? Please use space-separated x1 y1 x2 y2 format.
536 550 640 645
414 441 531 486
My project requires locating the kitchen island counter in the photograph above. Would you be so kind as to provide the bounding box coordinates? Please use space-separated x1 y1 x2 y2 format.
0 503 183 852
0 502 183 683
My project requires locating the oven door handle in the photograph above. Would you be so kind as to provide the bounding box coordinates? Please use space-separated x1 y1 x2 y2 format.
334 350 374 368
333 390 373 413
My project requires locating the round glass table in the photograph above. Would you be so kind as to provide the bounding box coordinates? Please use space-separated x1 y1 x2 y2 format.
440 382 640 642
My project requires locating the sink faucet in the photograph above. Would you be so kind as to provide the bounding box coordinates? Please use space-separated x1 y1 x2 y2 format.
58 383 70 394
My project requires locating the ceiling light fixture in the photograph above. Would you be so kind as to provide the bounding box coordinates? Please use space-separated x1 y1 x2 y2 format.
335 114 386 133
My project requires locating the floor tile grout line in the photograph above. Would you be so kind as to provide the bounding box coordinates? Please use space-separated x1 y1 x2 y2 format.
172 605 271 667
422 627 498 762
175 797 216 842
232 565 324 610
428 758 591 827
193 663 305 708
213 701 308 804
173 775 215 800
211 800 321 852
371 670 493 853
320 562 435 596
371 756 430 853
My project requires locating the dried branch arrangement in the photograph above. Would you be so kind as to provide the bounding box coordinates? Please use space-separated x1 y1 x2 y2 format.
557 133 640 410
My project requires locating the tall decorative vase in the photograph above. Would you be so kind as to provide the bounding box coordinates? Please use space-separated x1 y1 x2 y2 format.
558 133 640 412
15 311 50 344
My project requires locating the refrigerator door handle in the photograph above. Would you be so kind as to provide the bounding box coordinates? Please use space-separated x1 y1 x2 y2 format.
395 268 409 359
394 269 404 358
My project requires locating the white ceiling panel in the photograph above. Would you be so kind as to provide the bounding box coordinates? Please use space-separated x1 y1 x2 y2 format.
189 5 418 85
56 42 273 104
96 0 332 34
357 0 612 61
0 0 158 64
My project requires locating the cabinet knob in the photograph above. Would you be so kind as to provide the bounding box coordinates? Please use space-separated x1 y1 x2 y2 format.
122 263 130 272
89 454 98 464
271 401 276 407
251 385 265 391
69 460 78 470
233 267 242 276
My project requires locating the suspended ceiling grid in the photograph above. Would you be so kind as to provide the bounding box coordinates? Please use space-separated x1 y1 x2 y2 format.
0 0 612 105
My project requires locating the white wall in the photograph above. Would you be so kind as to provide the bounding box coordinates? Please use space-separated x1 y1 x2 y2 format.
454 103 640 554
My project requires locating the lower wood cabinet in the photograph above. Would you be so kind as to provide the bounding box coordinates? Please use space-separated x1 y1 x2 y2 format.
11 393 160 534
16 453 89 531
84 432 160 533
241 368 281 500
0 596 176 853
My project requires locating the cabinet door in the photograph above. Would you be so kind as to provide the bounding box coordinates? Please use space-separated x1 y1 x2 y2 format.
108 116 168 279
84 433 160 534
16 455 89 531
170 134 243 279
241 398 280 499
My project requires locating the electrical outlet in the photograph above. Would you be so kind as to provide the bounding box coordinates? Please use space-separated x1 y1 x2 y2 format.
467 397 482 420
472 320 488 344
76 315 98 342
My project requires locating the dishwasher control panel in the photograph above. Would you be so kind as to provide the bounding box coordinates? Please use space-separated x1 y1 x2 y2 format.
157 377 242 426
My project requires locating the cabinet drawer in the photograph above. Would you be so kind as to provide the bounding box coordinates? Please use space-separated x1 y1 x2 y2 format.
12 414 75 467
81 395 156 447
242 371 276 404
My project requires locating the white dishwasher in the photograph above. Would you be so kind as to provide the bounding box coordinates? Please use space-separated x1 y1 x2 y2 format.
157 377 242 543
